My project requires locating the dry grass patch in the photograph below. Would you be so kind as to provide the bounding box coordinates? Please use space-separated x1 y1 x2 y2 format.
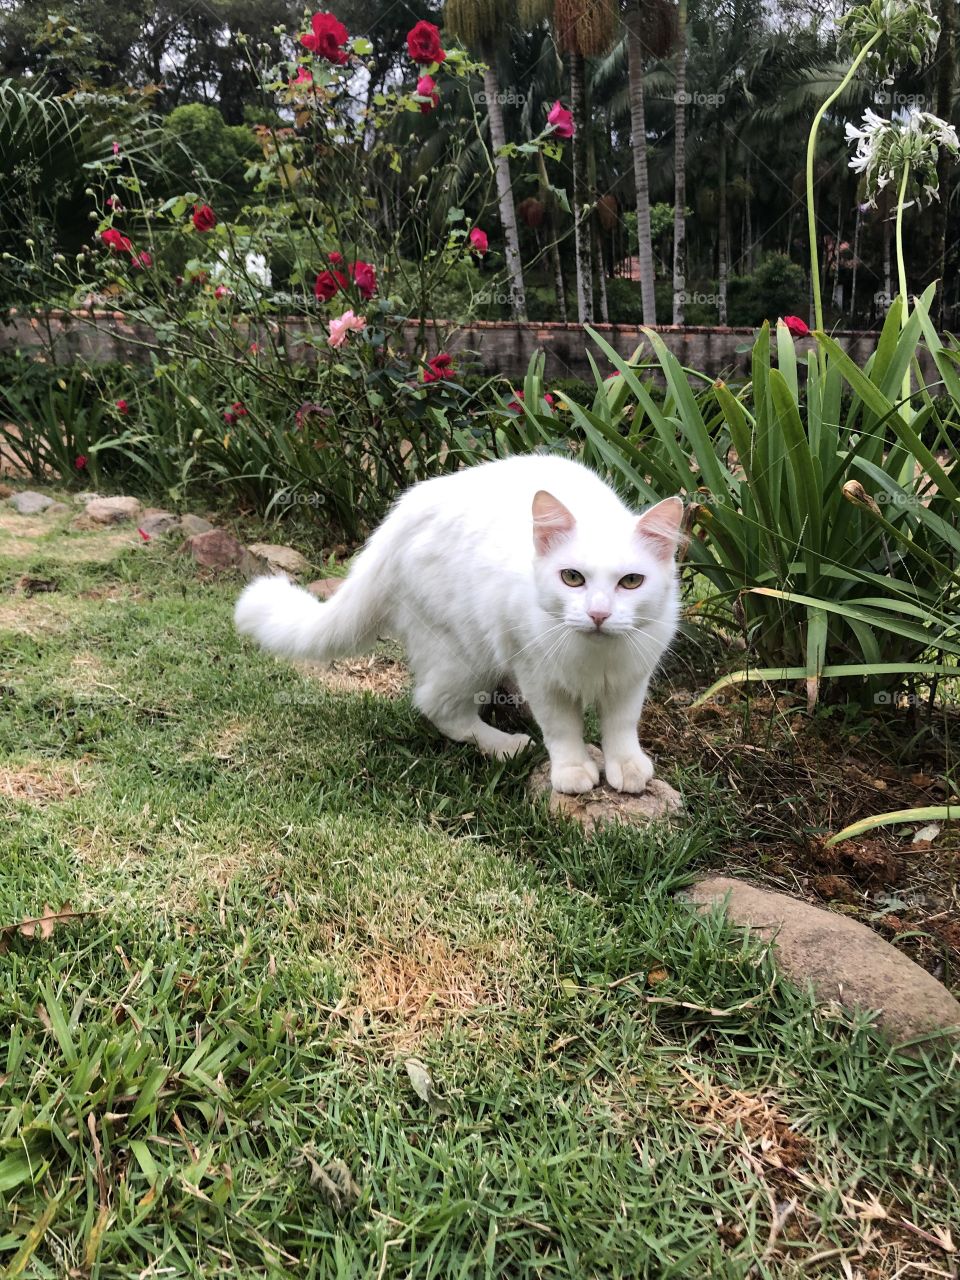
335 928 519 1046
0 759 87 805
295 654 409 697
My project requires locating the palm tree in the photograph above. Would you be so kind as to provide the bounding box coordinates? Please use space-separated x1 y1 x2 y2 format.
623 0 674 325
672 0 687 324
445 0 527 321
555 0 618 322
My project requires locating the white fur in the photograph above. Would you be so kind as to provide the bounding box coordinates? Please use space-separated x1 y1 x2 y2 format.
235 456 683 793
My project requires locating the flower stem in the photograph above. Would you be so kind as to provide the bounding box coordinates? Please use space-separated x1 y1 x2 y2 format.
895 160 911 409
805 31 882 357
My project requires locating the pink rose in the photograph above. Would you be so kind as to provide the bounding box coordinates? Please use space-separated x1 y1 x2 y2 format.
468 227 488 256
547 101 574 139
416 74 439 113
327 309 366 348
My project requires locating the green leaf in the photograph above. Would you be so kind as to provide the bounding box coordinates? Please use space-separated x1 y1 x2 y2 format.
826 804 958 846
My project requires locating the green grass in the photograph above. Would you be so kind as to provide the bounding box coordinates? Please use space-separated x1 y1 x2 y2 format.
0 504 958 1278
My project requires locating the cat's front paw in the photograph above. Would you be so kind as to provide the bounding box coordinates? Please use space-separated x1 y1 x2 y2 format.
604 751 654 793
551 756 601 794
494 732 532 759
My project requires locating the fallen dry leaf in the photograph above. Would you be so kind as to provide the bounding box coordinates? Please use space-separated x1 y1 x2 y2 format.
0 903 101 953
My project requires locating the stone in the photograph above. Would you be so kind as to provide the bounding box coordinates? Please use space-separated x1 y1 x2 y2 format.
84 495 142 524
179 514 215 536
306 577 344 599
45 502 70 516
0 482 15 499
74 491 101 504
684 876 960 1046
247 543 310 577
528 744 683 832
9 491 55 515
180 528 261 576
138 512 180 537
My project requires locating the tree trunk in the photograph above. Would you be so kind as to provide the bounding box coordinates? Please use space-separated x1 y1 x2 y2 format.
672 0 688 324
718 132 728 324
595 222 609 320
483 65 527 321
537 149 567 321
626 1 656 324
931 0 954 325
744 153 752 271
569 51 593 323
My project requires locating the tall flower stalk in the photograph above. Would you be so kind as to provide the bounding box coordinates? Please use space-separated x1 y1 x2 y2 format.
846 105 959 403
805 0 939 359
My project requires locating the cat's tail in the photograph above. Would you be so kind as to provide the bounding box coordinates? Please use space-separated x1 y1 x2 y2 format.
234 536 387 662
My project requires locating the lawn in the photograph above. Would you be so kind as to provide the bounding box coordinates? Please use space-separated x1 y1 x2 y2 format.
1 498 958 1278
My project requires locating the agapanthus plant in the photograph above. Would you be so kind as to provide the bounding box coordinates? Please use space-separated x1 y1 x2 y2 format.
846 107 958 404
805 0 940 349
846 107 959 209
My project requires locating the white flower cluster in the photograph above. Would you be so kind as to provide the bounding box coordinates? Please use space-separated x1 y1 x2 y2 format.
846 107 959 207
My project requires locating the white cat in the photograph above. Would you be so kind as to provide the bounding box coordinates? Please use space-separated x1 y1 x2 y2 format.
235 455 683 794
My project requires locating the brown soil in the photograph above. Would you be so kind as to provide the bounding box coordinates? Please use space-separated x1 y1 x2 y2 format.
642 686 959 986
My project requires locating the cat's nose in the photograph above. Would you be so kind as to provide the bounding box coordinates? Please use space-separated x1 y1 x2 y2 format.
588 609 611 629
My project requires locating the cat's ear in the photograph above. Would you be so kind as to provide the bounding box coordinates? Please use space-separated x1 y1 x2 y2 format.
532 490 576 555
636 496 685 561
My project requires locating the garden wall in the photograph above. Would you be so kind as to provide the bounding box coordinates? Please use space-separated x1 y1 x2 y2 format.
0 312 943 387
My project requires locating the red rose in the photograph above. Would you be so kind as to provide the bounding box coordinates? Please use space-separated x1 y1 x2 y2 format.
133 251 152 269
75 454 88 470
223 401 248 424
301 11 349 63
468 227 488 256
328 251 344 265
116 399 129 414
423 352 454 383
407 20 445 65
192 204 217 233
101 228 133 255
214 284 232 299
314 269 347 300
782 314 810 337
350 260 377 299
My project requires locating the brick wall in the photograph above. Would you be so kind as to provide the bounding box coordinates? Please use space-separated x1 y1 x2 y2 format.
0 310 941 387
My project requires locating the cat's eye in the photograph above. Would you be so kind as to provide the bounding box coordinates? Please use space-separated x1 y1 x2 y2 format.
560 568 585 587
618 573 645 590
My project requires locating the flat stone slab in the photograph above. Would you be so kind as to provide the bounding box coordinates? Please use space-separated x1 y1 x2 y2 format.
180 528 261 576
686 876 960 1046
9 491 55 515
138 512 180 537
247 543 309 576
84 496 142 524
179 514 215 536
528 744 683 832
